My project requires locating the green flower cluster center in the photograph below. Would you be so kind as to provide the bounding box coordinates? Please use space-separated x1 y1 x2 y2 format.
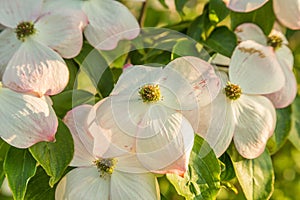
224 82 242 100
94 158 117 177
139 84 161 103
15 21 36 41
267 35 283 50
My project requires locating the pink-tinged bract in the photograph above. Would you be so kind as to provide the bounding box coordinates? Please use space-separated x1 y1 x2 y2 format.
43 0 140 50
234 23 297 108
0 29 22 79
0 87 57 148
58 105 160 200
229 40 284 94
82 0 140 50
223 0 268 12
89 56 220 174
0 0 86 95
273 0 300 30
0 0 42 28
33 11 87 59
198 68 276 159
232 95 276 159
2 39 69 97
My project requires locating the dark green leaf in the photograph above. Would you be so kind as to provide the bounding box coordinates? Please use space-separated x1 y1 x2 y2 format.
209 0 230 24
219 153 235 181
175 0 187 15
205 26 237 57
24 167 55 200
64 59 79 91
0 139 10 186
4 148 37 200
289 95 300 150
187 5 215 41
51 89 95 118
29 119 74 187
74 42 114 97
267 106 292 154
167 135 221 199
158 0 168 9
111 68 123 83
230 1 275 35
227 145 274 200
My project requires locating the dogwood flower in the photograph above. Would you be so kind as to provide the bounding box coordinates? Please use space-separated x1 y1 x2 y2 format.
43 0 140 50
0 0 87 96
185 41 284 159
0 84 57 148
56 105 159 200
273 0 300 30
224 0 300 30
235 23 297 108
223 0 269 12
88 56 220 175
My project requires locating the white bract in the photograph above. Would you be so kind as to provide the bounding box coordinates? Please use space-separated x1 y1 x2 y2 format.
0 0 87 96
223 0 269 12
224 0 300 30
235 23 297 108
43 0 140 50
56 105 159 200
88 56 221 175
0 84 57 148
187 41 284 159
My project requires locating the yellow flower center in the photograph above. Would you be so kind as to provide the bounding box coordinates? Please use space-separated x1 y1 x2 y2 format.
15 21 36 41
224 82 242 100
139 84 161 103
94 158 117 177
267 35 283 50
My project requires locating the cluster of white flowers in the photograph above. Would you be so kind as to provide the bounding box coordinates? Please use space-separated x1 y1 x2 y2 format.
0 0 139 148
0 0 299 199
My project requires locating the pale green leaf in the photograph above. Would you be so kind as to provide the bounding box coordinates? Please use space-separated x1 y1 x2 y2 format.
228 146 274 200
167 135 221 200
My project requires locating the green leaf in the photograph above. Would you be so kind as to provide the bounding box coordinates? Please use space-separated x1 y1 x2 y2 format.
289 95 300 150
175 0 187 15
227 146 274 200
111 68 123 83
171 39 210 60
64 59 79 91
209 0 230 24
29 119 74 187
219 153 235 181
158 176 184 200
205 26 237 57
24 167 56 200
230 1 275 35
267 106 292 154
187 5 215 41
99 40 131 69
0 139 10 186
4 148 37 200
167 135 221 199
74 42 114 97
51 89 95 118
158 0 168 9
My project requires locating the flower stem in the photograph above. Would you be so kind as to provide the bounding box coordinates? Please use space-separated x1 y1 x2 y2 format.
138 1 147 27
